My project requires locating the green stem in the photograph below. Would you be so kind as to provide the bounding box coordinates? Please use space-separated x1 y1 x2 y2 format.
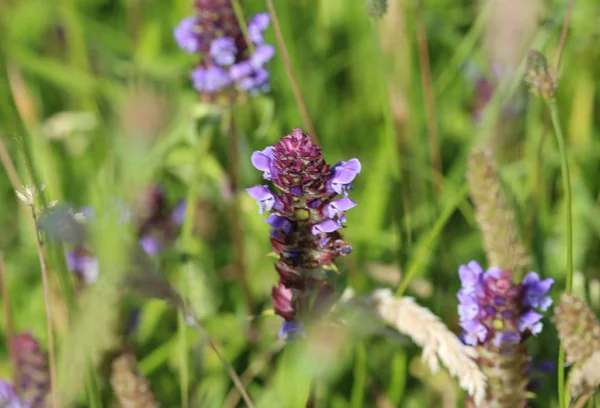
350 343 367 408
395 183 469 297
548 100 572 408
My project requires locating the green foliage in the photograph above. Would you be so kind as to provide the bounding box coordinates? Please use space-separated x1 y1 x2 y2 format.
1 0 600 406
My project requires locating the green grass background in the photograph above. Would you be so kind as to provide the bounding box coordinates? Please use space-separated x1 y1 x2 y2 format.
1 0 599 406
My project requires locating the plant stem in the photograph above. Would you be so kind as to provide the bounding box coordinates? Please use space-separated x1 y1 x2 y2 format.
549 100 572 408
232 0 255 54
0 252 17 390
395 183 469 297
31 209 59 408
264 0 318 143
415 0 442 194
350 343 367 408
225 107 255 314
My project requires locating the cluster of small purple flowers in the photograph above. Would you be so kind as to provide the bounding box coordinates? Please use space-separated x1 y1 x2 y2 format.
65 186 186 284
174 0 274 95
457 261 553 350
0 332 50 408
247 129 361 340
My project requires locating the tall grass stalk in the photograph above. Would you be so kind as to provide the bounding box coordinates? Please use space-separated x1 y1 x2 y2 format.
415 0 442 193
225 108 254 313
549 99 573 408
264 0 318 143
395 183 469 297
30 207 59 408
0 252 17 388
350 343 367 408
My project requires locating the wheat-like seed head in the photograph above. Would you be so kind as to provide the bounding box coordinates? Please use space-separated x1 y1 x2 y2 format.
370 289 487 406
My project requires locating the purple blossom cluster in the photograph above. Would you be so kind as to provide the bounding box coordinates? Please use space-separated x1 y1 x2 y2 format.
65 186 186 284
457 261 553 350
174 0 274 95
247 129 361 340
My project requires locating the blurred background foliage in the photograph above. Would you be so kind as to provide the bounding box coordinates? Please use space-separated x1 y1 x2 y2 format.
1 0 600 406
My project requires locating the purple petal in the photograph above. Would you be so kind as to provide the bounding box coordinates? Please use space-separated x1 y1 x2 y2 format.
171 201 187 226
250 44 275 68
492 331 521 348
325 197 357 220
518 309 543 333
248 13 270 44
311 220 342 235
246 185 275 214
458 302 480 321
278 320 306 341
458 261 482 293
210 36 237 66
230 61 253 81
191 66 231 93
460 320 487 345
140 235 162 255
265 214 292 235
0 379 24 407
251 146 275 179
174 17 199 54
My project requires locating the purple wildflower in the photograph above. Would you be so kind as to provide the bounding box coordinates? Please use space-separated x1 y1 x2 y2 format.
248 129 360 339
457 261 553 350
12 332 50 407
174 3 274 96
65 247 99 284
139 235 162 255
171 200 187 225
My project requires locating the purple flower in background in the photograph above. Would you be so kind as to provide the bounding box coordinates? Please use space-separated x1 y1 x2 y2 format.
209 36 237 66
174 4 273 97
248 13 270 44
0 379 27 408
278 320 306 342
248 129 360 338
65 247 99 284
246 185 275 214
171 200 187 225
329 159 361 195
174 17 200 54
140 235 162 255
457 261 553 351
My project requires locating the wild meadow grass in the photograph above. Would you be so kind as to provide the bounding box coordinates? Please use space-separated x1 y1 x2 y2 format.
1 0 599 406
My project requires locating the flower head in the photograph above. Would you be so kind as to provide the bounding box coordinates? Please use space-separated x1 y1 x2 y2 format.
278 320 306 341
248 129 361 338
174 4 274 97
457 261 554 351
65 247 99 284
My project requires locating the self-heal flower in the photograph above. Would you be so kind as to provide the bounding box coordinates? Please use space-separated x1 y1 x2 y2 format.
174 17 200 54
248 129 360 340
174 4 274 97
209 36 237 66
65 248 99 284
329 159 361 195
246 185 275 215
